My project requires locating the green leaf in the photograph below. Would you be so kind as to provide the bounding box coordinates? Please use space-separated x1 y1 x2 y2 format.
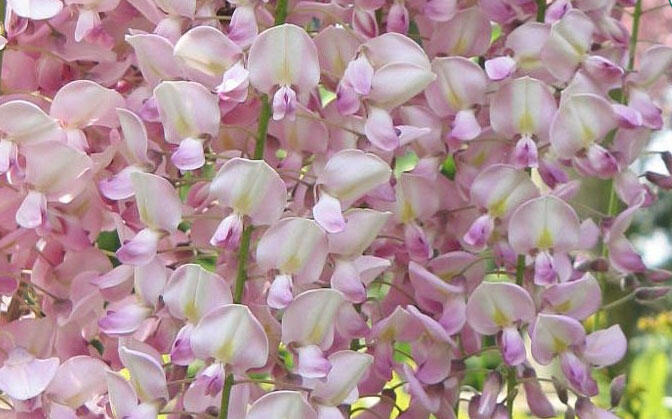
441 155 457 180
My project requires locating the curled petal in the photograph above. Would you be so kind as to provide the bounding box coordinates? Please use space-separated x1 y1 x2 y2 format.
508 195 580 254
267 274 294 309
116 228 161 266
174 25 242 81
0 348 59 401
485 56 516 81
16 190 47 229
531 314 586 365
247 391 317 419
541 9 594 82
272 85 298 121
500 326 527 366
191 304 269 370
317 149 392 204
210 213 244 250
511 135 539 169
328 209 390 257
451 109 481 141
131 172 182 232
470 164 538 218
364 106 399 151
171 137 205 171
210 158 287 225
118 346 169 403
46 356 108 409
463 214 494 251
154 81 220 143
51 80 125 129
99 166 142 200
126 34 183 88
311 351 373 407
550 94 616 157
583 325 627 367
343 55 374 95
0 100 62 144
542 274 601 320
163 264 233 323
425 57 486 117
466 281 535 335
281 289 344 349
296 345 332 378
248 24 320 94
8 0 63 19
256 217 328 282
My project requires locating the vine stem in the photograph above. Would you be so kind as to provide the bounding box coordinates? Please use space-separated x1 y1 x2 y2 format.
218 4 286 419
506 255 526 415
536 0 546 22
594 0 641 333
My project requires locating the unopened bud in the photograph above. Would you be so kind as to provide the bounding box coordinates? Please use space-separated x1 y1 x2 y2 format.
610 374 626 407
635 286 671 302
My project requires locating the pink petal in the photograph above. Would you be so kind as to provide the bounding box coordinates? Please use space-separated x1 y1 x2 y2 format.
163 263 232 323
99 166 142 200
541 9 594 82
118 346 169 403
248 24 320 94
131 171 182 232
126 34 183 88
23 141 93 199
247 391 317 419
171 137 205 171
75 9 100 42
209 213 244 250
313 192 346 233
256 217 328 282
296 344 332 378
281 289 344 349
174 25 242 81
451 109 481 141
550 94 616 157
0 348 59 401
542 274 602 320
105 371 139 418
272 85 298 121
0 100 62 144
530 314 586 365
191 304 269 370
501 326 527 366
267 274 294 309
425 57 486 117
227 5 258 48
210 158 287 225
46 356 108 408
317 149 392 204
386 2 409 33
583 325 627 367
8 0 63 20
463 214 494 251
424 0 457 21
364 106 399 151
16 190 47 229
508 195 580 254
116 228 161 266
154 81 220 143
470 164 539 218
522 368 555 417
51 80 125 129
328 209 390 257
343 55 374 95
466 281 535 335
311 351 373 406
485 56 517 81
330 259 366 303
98 303 152 336
511 135 539 168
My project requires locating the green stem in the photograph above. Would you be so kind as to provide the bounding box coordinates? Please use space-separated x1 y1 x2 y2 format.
506 368 517 417
218 3 284 417
536 0 546 22
218 373 235 419
274 0 289 25
254 95 271 160
600 291 636 311
627 0 642 71
515 254 525 286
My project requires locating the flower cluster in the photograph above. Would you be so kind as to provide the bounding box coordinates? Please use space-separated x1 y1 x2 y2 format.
0 0 670 418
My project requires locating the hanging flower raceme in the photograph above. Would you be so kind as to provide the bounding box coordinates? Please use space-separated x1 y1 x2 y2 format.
0 0 668 416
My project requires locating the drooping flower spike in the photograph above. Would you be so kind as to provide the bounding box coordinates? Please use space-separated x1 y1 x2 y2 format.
0 0 667 416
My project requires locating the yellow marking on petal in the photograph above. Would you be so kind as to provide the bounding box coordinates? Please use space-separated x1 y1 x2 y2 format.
537 227 554 249
518 56 540 71
489 198 508 218
472 150 487 167
308 323 325 344
554 300 573 313
184 300 198 323
518 111 535 134
233 193 252 214
400 200 415 224
581 124 595 145
282 255 302 274
216 341 234 363
552 336 568 353
454 38 467 56
444 87 462 110
492 306 509 327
